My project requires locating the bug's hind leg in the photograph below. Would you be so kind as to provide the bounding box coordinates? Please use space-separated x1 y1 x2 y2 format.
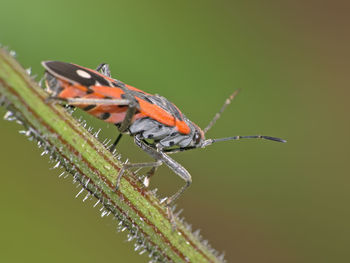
96 63 111 77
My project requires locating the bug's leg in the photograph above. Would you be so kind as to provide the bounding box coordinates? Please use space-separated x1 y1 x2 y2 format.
118 94 139 133
109 133 123 153
45 95 65 104
96 63 111 77
95 63 127 88
65 94 137 149
133 135 192 227
115 159 163 191
46 96 131 106
109 91 139 151
143 166 159 187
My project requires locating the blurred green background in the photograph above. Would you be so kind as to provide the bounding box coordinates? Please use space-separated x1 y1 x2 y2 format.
0 0 349 262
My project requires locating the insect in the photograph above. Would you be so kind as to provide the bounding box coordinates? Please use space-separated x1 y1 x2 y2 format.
42 61 286 224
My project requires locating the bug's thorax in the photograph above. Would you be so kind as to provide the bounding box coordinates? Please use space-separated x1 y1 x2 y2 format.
127 111 201 149
128 94 205 149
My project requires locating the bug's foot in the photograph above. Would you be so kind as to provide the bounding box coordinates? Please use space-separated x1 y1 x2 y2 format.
115 160 128 191
160 197 177 229
143 176 150 188
164 198 177 231
45 96 59 104
166 206 177 231
142 166 158 188
115 177 121 191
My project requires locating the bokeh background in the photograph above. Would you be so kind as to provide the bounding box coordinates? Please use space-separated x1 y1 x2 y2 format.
0 1 349 262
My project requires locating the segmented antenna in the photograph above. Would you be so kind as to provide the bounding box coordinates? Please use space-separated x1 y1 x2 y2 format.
202 135 286 147
212 135 286 143
203 89 240 134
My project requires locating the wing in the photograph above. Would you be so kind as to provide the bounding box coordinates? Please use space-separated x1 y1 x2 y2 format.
42 61 191 134
42 61 133 124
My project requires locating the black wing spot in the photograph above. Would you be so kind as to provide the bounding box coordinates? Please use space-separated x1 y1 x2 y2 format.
83 104 96 111
169 141 175 146
147 134 154 139
100 112 111 120
86 87 94 94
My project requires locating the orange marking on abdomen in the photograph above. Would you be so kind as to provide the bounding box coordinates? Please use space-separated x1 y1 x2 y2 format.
89 85 125 98
58 81 88 98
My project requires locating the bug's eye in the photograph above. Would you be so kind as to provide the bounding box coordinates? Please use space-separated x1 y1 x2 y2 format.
193 131 201 145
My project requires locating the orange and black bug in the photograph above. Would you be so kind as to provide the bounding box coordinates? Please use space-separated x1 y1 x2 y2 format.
42 61 286 224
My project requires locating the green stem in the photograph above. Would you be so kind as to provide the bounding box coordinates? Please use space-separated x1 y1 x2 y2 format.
0 48 224 263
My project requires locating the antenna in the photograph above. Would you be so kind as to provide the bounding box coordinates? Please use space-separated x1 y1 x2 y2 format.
203 90 240 134
202 135 287 147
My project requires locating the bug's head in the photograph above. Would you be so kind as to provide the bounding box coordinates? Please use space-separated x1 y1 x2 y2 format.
190 124 206 147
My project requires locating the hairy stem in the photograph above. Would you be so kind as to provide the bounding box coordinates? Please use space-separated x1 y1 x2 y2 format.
0 48 224 263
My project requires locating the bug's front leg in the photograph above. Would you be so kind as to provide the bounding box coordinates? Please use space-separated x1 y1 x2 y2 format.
133 135 192 227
